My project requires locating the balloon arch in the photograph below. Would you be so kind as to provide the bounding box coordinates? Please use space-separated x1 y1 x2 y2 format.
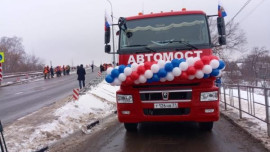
105 55 226 86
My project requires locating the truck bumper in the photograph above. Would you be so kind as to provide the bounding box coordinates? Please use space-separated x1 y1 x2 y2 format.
117 86 219 123
117 102 219 123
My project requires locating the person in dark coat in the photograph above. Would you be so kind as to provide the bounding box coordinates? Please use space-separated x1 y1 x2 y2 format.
50 66 54 78
77 64 86 89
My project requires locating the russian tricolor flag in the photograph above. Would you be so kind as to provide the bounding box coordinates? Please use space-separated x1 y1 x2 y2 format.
218 1 227 17
105 10 111 30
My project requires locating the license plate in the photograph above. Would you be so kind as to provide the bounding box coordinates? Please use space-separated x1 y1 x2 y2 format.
154 103 178 109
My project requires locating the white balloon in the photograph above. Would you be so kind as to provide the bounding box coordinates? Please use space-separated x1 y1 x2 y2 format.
202 65 212 74
188 75 195 80
113 78 121 86
165 60 171 64
118 73 127 81
157 60 166 68
194 57 200 62
186 57 195 66
172 67 181 76
144 70 153 79
166 72 174 81
195 70 204 79
106 67 113 75
139 63 144 66
139 75 147 83
179 62 188 71
210 59 220 69
134 80 140 84
131 63 138 71
151 64 160 73
124 67 132 76
160 78 166 82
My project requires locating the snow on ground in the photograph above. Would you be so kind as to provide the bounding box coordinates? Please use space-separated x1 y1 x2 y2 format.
220 87 270 150
3 81 119 152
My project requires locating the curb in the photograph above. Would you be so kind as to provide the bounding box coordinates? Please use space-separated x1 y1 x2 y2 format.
82 110 117 133
220 111 270 151
35 146 48 152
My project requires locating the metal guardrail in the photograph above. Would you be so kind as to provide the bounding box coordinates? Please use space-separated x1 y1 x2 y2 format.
79 72 106 94
3 71 43 78
220 84 270 136
0 121 8 152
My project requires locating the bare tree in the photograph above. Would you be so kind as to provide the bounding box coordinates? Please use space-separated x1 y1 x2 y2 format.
0 36 44 73
240 47 269 86
223 60 242 84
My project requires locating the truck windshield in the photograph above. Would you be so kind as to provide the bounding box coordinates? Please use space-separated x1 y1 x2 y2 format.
119 14 210 52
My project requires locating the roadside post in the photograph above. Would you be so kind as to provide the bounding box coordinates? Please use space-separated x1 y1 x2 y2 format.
0 51 5 86
0 120 8 152
73 88 80 101
264 88 270 136
0 63 2 86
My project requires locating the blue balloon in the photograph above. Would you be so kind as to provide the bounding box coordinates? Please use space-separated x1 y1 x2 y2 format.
157 68 167 78
111 69 120 78
218 60 226 69
171 59 180 67
203 74 210 78
210 69 220 77
127 64 131 67
165 63 174 72
105 75 114 83
152 74 160 82
179 58 186 63
147 79 153 83
118 65 126 73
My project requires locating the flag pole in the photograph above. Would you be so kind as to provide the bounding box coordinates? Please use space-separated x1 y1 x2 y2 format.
106 0 116 67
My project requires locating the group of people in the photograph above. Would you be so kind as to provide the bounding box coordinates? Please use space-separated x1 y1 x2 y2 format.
43 65 71 79
99 63 113 73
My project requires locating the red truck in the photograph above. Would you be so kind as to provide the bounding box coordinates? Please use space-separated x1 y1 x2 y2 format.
105 9 226 132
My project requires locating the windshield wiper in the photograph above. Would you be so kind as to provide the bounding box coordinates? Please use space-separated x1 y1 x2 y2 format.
124 45 156 53
169 40 198 50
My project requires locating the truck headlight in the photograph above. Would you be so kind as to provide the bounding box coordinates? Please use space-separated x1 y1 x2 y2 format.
200 91 218 101
117 95 133 103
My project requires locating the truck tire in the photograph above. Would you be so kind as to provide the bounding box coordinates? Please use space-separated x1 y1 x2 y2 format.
124 123 138 132
199 122 213 131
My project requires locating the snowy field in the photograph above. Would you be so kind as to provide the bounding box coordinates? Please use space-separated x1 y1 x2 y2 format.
3 81 119 152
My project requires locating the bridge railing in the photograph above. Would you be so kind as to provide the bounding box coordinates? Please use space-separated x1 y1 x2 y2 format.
220 84 270 136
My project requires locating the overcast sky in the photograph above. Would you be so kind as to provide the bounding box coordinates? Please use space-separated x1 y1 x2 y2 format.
0 0 269 66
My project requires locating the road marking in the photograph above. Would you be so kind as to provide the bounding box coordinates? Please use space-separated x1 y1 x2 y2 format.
15 92 24 95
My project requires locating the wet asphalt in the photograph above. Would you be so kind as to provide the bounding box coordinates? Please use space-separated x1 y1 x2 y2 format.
0 68 97 125
73 115 268 152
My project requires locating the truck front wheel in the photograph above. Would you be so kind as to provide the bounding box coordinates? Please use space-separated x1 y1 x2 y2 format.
124 123 138 132
199 122 213 131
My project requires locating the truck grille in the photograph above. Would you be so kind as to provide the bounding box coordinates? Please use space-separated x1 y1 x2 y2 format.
140 90 192 102
143 108 190 116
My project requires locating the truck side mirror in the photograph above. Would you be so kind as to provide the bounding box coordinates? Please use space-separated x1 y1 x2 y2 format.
105 44 111 53
105 26 111 44
217 17 226 35
218 36 226 45
217 17 226 45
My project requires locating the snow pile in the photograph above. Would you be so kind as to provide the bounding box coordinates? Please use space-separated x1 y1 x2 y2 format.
4 81 119 152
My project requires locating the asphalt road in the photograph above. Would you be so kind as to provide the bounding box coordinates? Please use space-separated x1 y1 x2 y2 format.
0 68 99 125
54 115 268 152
